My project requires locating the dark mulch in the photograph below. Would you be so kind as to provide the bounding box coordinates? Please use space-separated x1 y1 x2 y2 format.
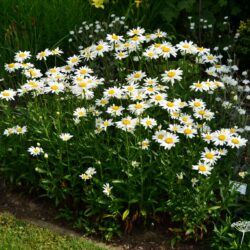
0 177 210 250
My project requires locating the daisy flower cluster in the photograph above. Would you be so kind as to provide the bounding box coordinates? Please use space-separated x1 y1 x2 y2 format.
68 14 128 49
3 125 27 136
1 23 248 181
0 20 249 239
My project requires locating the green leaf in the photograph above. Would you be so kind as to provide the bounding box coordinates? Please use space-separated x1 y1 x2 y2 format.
35 167 46 173
112 179 125 184
122 209 130 221
185 228 194 235
128 199 139 204
208 206 221 211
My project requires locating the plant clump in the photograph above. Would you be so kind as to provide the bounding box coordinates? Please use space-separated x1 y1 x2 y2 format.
0 20 249 242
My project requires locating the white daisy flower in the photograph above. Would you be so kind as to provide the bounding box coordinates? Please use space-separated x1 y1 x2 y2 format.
126 71 146 84
128 102 150 116
28 146 44 156
139 139 150 150
103 183 113 196
14 125 27 135
201 148 220 165
140 116 157 129
212 130 231 146
160 42 177 58
158 132 179 150
45 82 65 94
190 81 209 92
161 68 183 85
176 40 196 54
14 51 31 62
192 161 213 176
73 107 87 118
0 89 16 101
59 133 73 141
227 136 247 148
5 62 20 72
116 116 138 131
36 49 51 60
106 104 125 117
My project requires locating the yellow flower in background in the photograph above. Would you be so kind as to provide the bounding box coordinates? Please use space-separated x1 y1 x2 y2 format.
135 0 142 8
91 0 105 9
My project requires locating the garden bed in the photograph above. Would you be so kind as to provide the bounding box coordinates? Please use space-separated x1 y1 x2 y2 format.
0 179 209 250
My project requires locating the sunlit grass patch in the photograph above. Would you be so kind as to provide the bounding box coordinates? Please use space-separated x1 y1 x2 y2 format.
0 212 110 250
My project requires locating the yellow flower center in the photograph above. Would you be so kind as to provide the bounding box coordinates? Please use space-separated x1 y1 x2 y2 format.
111 34 118 40
71 58 78 63
232 138 240 144
162 46 171 52
147 87 154 92
215 64 221 68
195 83 202 88
39 52 46 57
184 128 192 135
134 73 141 78
132 36 139 41
155 95 163 101
230 128 236 133
79 69 87 74
16 128 22 133
198 110 205 115
205 135 212 140
8 63 15 68
165 137 174 144
100 99 107 104
158 134 164 140
112 105 119 110
135 104 143 109
19 53 27 58
194 102 201 107
147 52 154 57
218 135 226 141
96 45 104 51
3 92 10 97
108 89 115 95
29 82 39 88
166 102 174 107
51 85 59 91
154 43 161 48
183 44 190 49
79 82 87 88
50 69 57 73
146 120 152 125
103 121 109 126
205 153 214 159
207 56 214 60
198 165 207 172
122 119 131 125
65 66 71 70
78 111 85 117
167 71 176 78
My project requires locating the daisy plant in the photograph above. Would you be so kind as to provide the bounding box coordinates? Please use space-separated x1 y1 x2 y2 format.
0 18 249 242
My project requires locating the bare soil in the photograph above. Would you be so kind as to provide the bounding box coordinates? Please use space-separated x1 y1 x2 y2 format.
0 178 209 250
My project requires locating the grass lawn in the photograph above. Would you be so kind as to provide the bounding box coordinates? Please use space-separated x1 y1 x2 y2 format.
0 212 111 250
